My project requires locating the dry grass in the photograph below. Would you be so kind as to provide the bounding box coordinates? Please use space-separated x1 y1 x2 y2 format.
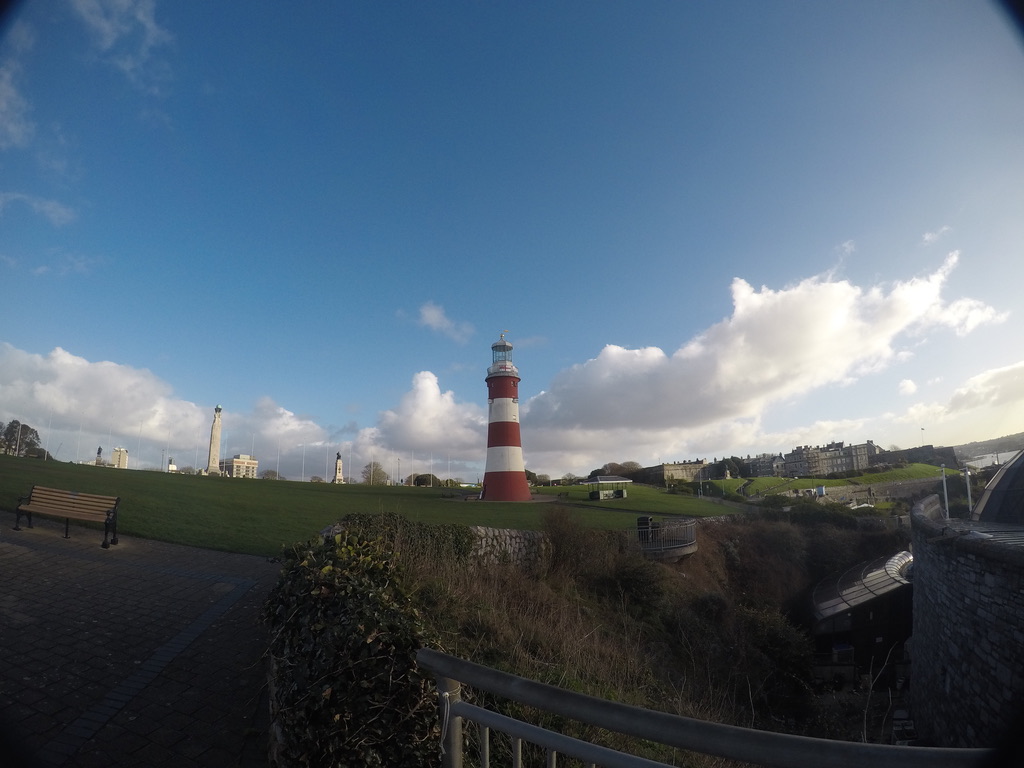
373 508 908 766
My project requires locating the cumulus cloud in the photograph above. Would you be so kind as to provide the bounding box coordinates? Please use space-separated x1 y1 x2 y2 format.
71 0 174 92
1 254 1014 479
371 371 485 453
945 361 1024 414
521 255 1006 470
418 301 474 343
0 343 330 475
0 343 202 457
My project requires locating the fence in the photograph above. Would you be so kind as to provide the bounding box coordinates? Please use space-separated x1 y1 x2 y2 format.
417 648 990 768
635 518 697 562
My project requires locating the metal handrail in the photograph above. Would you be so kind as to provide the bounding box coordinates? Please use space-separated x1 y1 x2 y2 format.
635 519 695 549
417 648 990 768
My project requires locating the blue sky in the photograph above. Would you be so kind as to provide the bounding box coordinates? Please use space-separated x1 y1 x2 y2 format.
2 1 1024 481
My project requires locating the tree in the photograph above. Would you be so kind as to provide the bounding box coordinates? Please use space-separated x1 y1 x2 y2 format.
537 474 551 486
1 420 40 456
310 475 324 483
261 469 280 480
562 472 579 484
524 469 538 485
620 461 643 479
362 461 389 485
413 473 441 487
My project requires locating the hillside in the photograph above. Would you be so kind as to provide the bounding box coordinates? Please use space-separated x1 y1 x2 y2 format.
318 506 911 763
954 431 1024 461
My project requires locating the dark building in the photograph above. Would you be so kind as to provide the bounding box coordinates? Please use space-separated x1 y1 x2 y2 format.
811 551 913 685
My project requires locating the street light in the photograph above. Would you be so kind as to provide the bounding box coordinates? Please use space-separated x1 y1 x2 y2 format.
940 464 950 519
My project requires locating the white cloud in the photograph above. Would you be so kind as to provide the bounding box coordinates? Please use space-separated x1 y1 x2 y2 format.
71 0 174 92
0 60 34 150
898 379 917 395
0 192 76 226
0 342 202 454
372 371 485 453
520 256 1006 471
922 226 951 245
418 301 474 343
881 363 1024 449
945 361 1024 414
0 343 330 475
1 254 1015 479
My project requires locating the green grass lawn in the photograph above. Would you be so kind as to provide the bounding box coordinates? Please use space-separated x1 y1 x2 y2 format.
846 463 955 484
2 455 936 557
0 456 732 557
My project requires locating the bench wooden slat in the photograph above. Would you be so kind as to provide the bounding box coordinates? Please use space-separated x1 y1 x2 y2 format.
14 485 120 549
18 504 111 522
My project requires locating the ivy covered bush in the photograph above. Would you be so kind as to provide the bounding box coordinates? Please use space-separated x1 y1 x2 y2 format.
264 531 439 767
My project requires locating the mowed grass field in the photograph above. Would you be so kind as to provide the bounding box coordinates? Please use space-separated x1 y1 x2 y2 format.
0 456 732 557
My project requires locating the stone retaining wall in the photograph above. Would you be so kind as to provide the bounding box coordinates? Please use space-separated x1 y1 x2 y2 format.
468 526 550 571
910 495 1024 747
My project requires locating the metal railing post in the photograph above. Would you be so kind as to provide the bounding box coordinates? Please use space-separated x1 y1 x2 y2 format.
436 674 464 768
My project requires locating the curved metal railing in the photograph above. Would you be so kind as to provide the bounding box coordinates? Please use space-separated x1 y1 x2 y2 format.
417 648 990 768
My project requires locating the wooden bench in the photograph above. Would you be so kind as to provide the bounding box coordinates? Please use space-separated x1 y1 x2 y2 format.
15 485 120 549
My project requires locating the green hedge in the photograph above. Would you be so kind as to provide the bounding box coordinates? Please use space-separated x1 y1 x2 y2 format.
264 531 439 767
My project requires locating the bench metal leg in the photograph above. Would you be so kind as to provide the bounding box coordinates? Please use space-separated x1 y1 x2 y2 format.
64 518 71 539
13 510 33 531
103 510 117 547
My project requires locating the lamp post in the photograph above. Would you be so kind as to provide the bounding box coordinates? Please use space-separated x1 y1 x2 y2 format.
940 464 950 519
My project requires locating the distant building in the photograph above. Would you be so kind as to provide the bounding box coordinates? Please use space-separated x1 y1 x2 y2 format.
112 447 129 469
220 454 258 479
747 453 784 477
783 441 882 477
640 460 708 486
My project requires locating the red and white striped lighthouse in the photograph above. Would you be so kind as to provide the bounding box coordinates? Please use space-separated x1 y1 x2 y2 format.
480 333 532 501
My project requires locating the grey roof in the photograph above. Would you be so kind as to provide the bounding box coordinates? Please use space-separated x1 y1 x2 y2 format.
972 449 1024 525
812 551 913 622
587 475 634 485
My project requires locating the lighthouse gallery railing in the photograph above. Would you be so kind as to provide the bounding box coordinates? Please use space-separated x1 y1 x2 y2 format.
417 648 989 768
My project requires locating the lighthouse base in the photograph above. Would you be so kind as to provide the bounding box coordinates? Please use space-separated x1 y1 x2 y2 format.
480 471 532 502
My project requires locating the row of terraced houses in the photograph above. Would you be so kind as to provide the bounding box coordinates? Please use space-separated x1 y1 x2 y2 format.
641 440 893 483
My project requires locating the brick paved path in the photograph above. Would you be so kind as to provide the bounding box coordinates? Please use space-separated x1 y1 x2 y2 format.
0 518 281 767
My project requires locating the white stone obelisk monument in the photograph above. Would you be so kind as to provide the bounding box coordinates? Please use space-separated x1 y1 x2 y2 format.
206 405 223 475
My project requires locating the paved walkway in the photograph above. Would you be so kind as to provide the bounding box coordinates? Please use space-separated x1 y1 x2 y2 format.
0 517 281 767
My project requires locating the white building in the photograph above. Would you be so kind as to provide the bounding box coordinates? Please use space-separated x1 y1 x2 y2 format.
219 454 259 479
112 447 129 469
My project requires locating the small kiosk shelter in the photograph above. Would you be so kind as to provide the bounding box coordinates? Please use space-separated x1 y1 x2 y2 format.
587 475 632 500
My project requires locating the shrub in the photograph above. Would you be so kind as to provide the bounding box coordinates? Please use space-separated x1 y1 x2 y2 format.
329 512 475 564
264 533 439 767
